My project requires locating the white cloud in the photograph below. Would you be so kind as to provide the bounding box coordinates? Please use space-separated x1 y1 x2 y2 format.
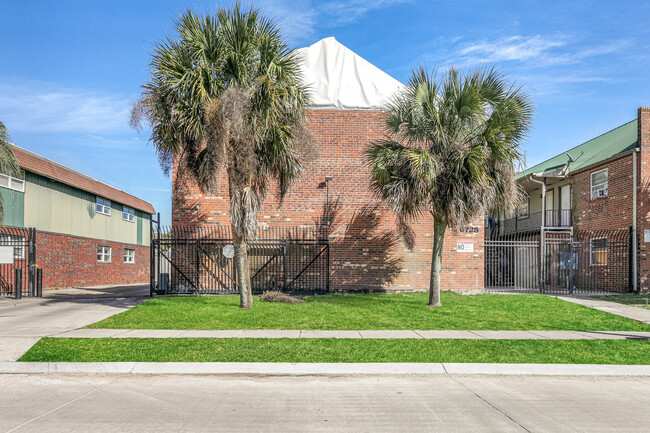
0 79 131 135
317 0 413 25
441 34 629 68
459 35 567 64
256 0 411 44
258 0 318 42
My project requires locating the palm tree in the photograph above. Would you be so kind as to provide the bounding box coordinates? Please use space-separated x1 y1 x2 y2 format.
131 6 310 308
0 121 21 224
366 67 533 307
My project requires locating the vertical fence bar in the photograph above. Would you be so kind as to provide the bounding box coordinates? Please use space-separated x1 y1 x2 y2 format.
568 232 574 295
150 217 155 297
36 268 42 297
629 229 633 293
27 228 35 297
14 268 21 300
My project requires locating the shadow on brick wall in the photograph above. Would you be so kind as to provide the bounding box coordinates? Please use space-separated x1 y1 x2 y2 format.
320 200 404 291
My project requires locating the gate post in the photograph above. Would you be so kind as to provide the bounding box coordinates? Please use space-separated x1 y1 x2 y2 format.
568 233 574 295
539 228 545 293
36 268 42 297
157 213 161 294
282 242 288 290
14 268 22 300
196 227 200 292
28 228 36 297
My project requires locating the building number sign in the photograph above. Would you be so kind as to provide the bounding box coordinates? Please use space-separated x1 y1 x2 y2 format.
459 226 479 233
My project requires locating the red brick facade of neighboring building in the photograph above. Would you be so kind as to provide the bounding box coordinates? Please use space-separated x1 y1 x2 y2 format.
173 110 484 292
36 231 149 289
573 155 635 232
637 107 650 292
571 155 635 292
570 107 650 292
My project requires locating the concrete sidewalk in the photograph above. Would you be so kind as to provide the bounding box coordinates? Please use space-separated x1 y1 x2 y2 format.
2 361 650 376
53 328 650 340
557 295 650 324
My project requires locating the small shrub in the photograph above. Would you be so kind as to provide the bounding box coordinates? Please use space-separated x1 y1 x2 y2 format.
259 291 305 304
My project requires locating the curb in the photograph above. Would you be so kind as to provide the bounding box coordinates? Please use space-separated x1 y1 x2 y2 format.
50 329 650 340
2 362 650 376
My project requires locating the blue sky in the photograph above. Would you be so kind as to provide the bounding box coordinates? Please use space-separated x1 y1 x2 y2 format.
1 0 649 225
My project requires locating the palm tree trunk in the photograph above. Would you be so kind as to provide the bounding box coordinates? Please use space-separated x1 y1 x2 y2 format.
428 215 447 308
232 230 252 309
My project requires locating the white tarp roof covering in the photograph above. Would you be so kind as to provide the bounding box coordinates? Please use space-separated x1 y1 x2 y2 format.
297 37 404 110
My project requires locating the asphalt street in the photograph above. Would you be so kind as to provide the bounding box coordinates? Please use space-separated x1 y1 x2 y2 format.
2 374 649 432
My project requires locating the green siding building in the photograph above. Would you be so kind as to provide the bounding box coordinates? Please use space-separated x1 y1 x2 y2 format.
2 145 155 289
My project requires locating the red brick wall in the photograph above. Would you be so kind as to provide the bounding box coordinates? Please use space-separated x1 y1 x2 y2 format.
173 109 484 292
638 107 650 292
573 154 634 232
36 230 149 289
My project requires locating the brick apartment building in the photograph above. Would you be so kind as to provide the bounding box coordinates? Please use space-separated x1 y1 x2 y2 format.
1 145 154 293
172 37 484 293
490 107 650 293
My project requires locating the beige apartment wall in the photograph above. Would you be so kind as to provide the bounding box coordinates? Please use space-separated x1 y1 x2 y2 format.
23 173 150 246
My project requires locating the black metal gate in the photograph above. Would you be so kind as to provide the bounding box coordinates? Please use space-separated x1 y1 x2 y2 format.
150 222 329 296
484 227 634 294
0 226 41 299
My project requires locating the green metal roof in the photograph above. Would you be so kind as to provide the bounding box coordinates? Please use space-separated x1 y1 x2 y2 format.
516 119 638 179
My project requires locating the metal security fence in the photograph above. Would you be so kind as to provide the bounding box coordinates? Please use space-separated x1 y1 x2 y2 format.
484 235 540 291
484 227 633 294
564 229 632 293
150 222 329 296
0 226 41 299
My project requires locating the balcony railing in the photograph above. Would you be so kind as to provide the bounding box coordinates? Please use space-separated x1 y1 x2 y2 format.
488 209 572 236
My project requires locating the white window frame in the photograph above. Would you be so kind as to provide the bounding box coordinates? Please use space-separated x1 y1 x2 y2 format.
517 198 530 220
96 197 111 215
122 206 135 222
0 234 25 259
590 168 608 200
0 170 25 193
97 246 112 263
123 248 135 264
590 237 608 266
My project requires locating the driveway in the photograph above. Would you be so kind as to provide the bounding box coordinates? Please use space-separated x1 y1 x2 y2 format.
0 284 148 361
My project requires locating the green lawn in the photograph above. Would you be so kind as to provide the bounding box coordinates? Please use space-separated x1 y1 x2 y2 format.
20 338 650 364
88 292 650 331
594 294 650 310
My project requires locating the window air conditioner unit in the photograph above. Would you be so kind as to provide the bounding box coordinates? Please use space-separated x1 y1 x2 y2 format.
592 189 607 199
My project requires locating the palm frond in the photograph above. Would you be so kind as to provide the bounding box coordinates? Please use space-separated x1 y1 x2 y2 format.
367 65 533 226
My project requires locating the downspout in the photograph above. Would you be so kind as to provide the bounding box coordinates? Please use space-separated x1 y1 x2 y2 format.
633 149 639 292
529 175 546 293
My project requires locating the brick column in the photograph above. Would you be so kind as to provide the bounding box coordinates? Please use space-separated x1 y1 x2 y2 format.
637 107 650 292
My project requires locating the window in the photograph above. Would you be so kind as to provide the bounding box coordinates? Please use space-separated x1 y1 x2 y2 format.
0 234 25 259
96 197 111 215
591 168 608 199
0 171 25 192
122 206 135 222
590 238 607 266
123 248 135 264
517 198 530 219
97 246 112 262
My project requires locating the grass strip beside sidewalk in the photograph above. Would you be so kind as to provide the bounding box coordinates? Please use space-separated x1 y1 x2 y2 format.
87 292 650 331
20 338 650 364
